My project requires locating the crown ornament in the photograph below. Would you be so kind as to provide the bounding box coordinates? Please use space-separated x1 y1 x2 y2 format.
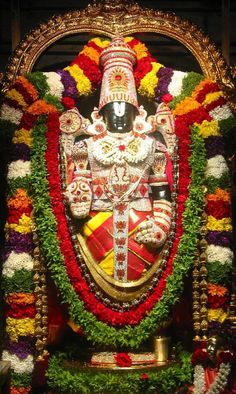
99 36 138 112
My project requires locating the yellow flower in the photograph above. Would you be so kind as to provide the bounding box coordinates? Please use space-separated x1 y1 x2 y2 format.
81 46 100 65
133 42 149 60
138 62 162 99
208 308 228 323
90 37 110 48
195 119 220 138
173 97 201 116
65 64 92 96
6 213 33 234
206 216 232 232
6 317 35 340
6 89 27 108
208 283 228 297
124 37 134 43
203 91 223 106
12 128 32 147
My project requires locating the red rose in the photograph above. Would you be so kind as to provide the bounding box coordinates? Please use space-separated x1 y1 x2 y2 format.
62 97 75 110
140 373 149 380
115 352 132 367
162 93 173 104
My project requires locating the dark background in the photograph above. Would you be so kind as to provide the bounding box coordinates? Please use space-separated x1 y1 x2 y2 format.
0 0 235 75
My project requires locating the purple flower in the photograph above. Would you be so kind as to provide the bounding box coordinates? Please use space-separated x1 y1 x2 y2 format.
4 338 33 359
11 143 30 162
205 231 232 248
205 136 225 159
155 67 174 103
57 69 78 99
3 230 34 257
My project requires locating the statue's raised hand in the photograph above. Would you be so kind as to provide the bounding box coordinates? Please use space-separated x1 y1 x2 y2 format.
135 217 166 247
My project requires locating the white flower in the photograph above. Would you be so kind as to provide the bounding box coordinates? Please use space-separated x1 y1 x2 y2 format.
8 160 31 179
2 351 34 373
168 71 187 97
193 364 205 394
0 103 23 125
43 72 64 99
2 251 34 277
209 104 233 121
206 245 233 265
193 362 231 394
205 155 228 179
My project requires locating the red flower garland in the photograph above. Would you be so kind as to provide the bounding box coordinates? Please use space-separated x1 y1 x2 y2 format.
6 304 36 319
206 200 231 220
44 110 192 326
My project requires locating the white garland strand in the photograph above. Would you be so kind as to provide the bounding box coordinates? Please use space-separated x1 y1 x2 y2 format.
8 160 31 179
43 72 64 100
193 363 231 394
0 103 23 125
209 104 233 121
2 351 34 373
2 251 34 277
206 245 233 265
193 364 206 394
168 70 187 97
205 155 228 179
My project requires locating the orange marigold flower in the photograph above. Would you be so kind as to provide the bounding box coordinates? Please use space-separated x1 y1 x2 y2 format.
27 100 57 115
206 188 231 203
6 293 35 305
173 97 200 116
8 189 32 210
208 283 228 297
18 76 38 101
81 46 100 65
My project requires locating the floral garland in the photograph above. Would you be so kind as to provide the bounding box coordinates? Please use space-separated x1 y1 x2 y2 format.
0 36 235 393
46 349 192 394
192 349 235 394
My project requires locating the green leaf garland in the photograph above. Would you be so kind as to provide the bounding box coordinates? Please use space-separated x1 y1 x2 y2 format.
30 111 206 348
47 350 192 394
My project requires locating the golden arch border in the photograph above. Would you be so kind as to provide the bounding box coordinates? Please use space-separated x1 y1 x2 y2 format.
1 1 235 111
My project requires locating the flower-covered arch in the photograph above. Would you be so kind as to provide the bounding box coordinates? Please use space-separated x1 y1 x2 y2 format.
1 29 235 394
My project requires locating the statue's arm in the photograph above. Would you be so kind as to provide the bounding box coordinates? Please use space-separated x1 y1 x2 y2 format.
135 144 172 247
64 140 92 219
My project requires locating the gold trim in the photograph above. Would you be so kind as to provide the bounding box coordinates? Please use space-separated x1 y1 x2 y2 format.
77 232 165 301
2 1 235 112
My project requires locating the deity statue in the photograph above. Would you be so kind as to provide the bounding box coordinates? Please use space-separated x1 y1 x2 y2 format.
60 37 175 286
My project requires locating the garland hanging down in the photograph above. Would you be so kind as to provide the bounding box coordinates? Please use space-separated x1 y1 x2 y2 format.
0 36 235 394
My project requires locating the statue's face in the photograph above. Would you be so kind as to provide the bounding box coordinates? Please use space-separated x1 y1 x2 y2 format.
101 102 137 133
